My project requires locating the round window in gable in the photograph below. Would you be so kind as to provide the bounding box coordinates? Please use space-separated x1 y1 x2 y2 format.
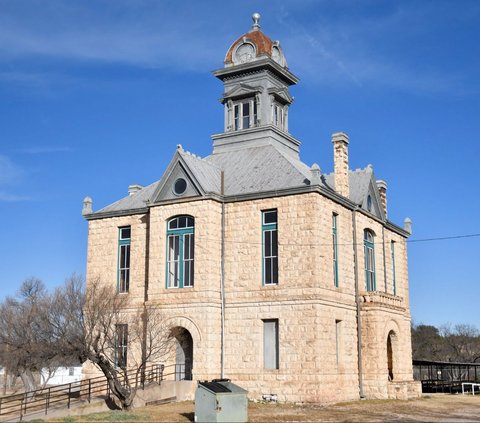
173 178 187 195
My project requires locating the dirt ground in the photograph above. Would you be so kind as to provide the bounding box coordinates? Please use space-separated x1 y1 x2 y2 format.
42 394 480 422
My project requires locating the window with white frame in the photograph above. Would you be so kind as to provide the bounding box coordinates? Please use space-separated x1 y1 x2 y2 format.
262 210 278 285
118 226 131 293
272 102 286 130
263 319 279 369
166 216 195 288
115 324 128 369
364 229 376 291
231 98 258 131
332 213 339 288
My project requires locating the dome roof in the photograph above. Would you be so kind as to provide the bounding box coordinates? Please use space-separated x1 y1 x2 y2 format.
224 13 288 68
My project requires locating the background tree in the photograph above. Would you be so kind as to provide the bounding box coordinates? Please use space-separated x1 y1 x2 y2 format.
411 324 445 361
0 278 56 394
412 322 480 362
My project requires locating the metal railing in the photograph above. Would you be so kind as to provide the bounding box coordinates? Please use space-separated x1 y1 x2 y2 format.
0 363 181 421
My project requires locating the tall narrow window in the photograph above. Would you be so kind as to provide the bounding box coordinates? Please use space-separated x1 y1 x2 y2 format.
242 102 250 129
332 214 339 288
364 230 376 291
234 104 240 130
118 226 131 293
335 320 342 365
167 216 195 288
263 319 279 369
391 241 397 296
262 210 278 285
115 324 128 369
272 103 285 130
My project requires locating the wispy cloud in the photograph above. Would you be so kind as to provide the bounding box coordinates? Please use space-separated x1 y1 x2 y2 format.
15 146 73 154
275 4 480 95
0 191 32 202
0 1 478 95
0 154 23 186
0 155 30 202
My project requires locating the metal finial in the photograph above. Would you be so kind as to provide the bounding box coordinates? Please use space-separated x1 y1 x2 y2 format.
252 13 261 30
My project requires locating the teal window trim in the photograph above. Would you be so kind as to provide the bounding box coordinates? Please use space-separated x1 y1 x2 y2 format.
117 226 131 293
332 213 339 288
166 216 195 289
262 210 278 286
364 230 376 291
391 241 397 296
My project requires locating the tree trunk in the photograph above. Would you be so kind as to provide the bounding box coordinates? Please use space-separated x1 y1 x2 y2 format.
19 369 36 398
91 355 136 410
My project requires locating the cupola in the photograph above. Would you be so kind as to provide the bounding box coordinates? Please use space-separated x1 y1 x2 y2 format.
212 13 301 159
224 13 288 68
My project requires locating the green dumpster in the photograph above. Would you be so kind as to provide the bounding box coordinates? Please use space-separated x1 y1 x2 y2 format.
195 379 248 423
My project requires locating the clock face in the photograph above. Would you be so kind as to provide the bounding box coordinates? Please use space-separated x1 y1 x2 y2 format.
235 43 255 64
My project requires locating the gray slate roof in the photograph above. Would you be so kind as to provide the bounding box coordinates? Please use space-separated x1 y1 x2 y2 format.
324 166 374 206
205 144 314 196
95 180 159 214
91 144 377 216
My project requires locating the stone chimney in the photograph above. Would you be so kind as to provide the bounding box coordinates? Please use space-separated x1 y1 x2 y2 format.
82 196 93 216
128 184 143 196
332 132 350 198
404 217 412 235
376 180 387 218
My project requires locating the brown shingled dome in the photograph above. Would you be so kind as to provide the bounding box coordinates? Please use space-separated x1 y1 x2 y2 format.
224 14 287 68
224 30 274 65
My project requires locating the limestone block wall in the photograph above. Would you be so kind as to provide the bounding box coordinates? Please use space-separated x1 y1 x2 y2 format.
224 302 359 403
360 310 415 399
146 200 223 380
221 193 360 402
86 213 149 306
83 192 416 403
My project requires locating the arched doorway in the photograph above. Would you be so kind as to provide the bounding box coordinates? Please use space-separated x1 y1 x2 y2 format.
387 331 396 381
171 327 193 381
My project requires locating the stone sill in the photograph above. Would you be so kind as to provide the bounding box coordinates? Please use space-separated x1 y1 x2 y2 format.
359 291 405 311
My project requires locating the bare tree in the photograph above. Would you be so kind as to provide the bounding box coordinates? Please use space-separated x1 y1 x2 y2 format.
52 276 174 410
0 275 174 410
440 323 480 363
0 278 52 394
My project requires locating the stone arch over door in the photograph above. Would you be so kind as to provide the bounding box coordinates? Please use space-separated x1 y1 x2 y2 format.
166 316 201 381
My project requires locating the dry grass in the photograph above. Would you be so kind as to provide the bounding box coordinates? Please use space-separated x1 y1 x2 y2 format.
39 394 480 422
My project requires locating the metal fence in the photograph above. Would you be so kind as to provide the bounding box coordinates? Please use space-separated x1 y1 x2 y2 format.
413 359 480 394
0 363 180 421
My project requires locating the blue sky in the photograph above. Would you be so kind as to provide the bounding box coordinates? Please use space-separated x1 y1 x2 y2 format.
1 0 479 328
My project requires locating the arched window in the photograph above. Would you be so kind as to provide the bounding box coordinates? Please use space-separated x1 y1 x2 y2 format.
364 229 376 291
166 216 194 288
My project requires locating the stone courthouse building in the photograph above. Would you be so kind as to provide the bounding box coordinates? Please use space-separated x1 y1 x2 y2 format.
83 14 420 402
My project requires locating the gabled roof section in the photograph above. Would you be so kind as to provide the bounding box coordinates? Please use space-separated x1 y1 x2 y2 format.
267 87 293 104
223 83 262 102
149 146 222 204
325 165 385 220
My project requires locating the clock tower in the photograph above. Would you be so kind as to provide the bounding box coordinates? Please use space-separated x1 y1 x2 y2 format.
212 13 301 159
